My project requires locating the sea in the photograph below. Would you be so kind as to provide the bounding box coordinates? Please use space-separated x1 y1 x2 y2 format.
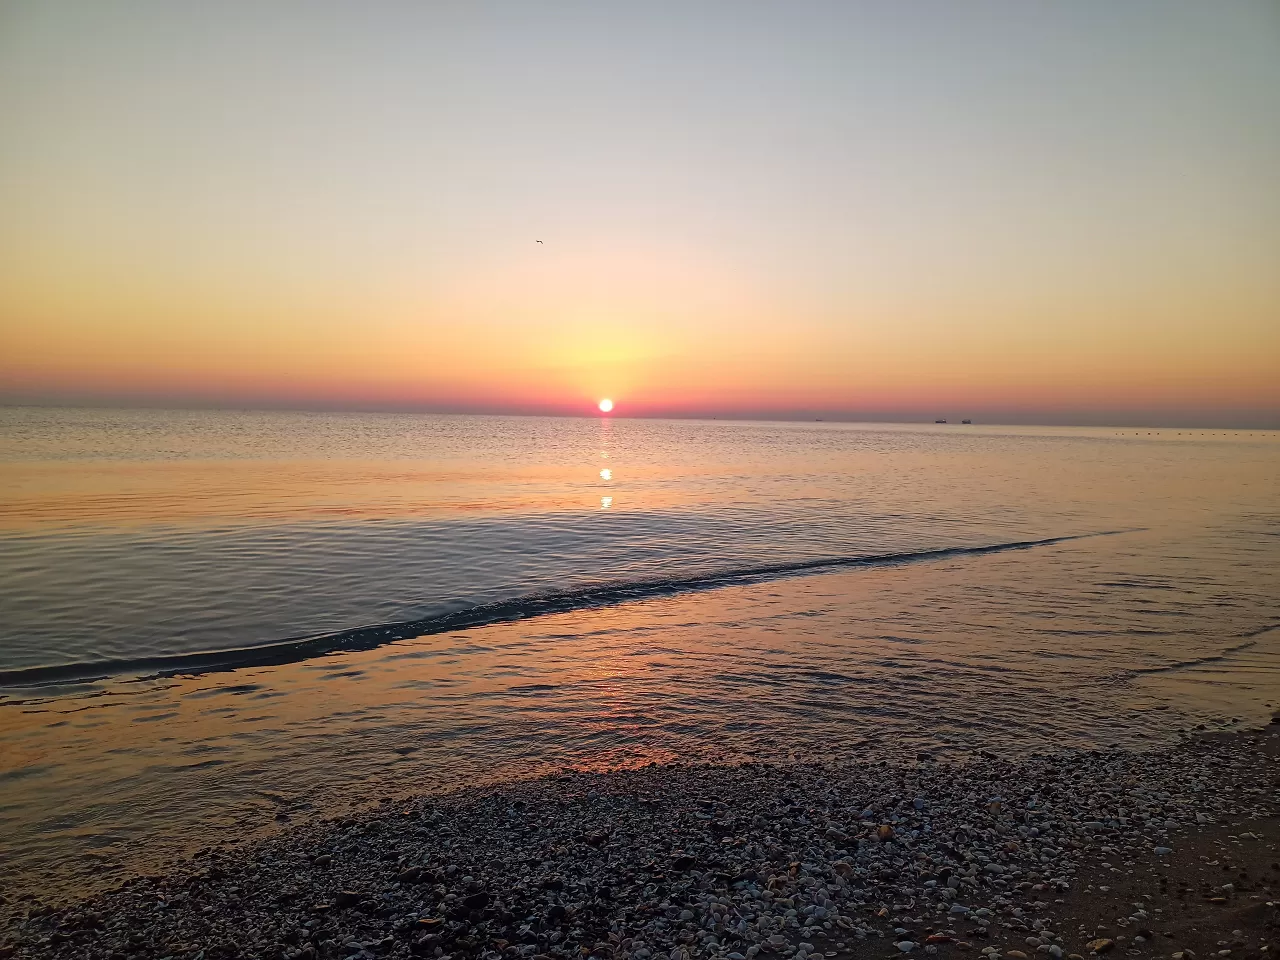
1 406 1278 896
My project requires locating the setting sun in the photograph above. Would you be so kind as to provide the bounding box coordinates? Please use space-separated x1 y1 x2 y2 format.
598 398 614 413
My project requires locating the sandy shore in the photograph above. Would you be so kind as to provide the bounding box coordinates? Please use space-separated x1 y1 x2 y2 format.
4 729 1279 960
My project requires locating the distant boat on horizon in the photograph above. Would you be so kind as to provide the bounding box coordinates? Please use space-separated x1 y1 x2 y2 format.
935 419 947 424
962 419 972 424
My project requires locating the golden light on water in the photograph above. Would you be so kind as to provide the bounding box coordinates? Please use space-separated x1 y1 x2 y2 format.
598 398 614 413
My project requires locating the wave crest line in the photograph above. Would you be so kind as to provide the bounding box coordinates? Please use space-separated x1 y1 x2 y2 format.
0 530 1132 689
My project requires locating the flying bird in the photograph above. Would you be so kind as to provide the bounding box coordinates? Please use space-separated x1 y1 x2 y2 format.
536 240 543 244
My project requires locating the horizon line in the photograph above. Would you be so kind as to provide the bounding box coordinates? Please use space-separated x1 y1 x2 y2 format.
2 396 1277 433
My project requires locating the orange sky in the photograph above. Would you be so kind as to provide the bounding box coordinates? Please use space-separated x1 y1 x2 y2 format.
2 3 1278 426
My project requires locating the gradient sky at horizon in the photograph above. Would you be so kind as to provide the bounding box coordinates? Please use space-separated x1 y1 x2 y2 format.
1 1 1278 426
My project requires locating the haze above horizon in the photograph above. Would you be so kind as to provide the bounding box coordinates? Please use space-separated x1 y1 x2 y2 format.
2 2 1278 428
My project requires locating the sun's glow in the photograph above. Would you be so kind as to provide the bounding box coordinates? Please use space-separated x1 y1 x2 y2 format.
598 398 614 413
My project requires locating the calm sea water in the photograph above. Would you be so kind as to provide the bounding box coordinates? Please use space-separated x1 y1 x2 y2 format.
1 407 1278 896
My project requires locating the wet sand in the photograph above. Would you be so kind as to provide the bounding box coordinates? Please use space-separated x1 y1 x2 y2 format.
4 727 1279 960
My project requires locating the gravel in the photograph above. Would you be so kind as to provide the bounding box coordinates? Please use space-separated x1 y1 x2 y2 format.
3 735 1277 960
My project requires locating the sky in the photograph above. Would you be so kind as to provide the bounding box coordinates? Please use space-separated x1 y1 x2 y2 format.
1 1 1278 427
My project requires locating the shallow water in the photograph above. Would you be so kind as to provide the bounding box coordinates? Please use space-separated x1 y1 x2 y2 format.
0 408 1278 895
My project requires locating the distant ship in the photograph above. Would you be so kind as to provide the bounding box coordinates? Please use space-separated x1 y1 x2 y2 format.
961 419 972 424
935 419 947 424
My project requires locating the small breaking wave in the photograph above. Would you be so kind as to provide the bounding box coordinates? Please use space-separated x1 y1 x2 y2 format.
0 531 1130 689
1102 624 1280 684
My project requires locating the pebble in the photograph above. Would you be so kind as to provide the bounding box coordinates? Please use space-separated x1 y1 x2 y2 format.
3 741 1273 960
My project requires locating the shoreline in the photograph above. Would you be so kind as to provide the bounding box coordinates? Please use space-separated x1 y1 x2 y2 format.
5 728 1279 960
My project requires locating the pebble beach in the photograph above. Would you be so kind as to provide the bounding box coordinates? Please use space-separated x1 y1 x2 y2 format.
6 728 1279 960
